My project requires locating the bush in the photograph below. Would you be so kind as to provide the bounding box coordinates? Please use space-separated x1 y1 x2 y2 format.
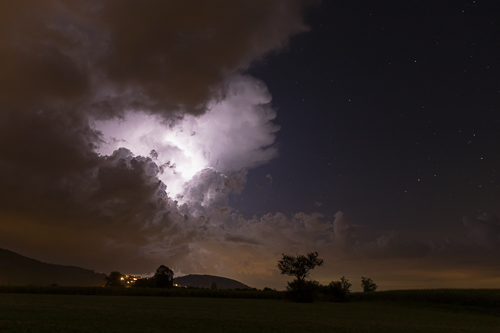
322 276 351 302
361 277 377 292
285 279 319 303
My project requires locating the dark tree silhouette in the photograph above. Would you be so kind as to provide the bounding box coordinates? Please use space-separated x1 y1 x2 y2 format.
361 276 377 292
153 265 174 288
278 252 324 303
105 271 124 287
211 281 217 290
277 251 324 282
328 276 352 302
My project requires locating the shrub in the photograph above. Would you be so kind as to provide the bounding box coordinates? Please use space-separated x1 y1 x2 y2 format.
285 279 319 303
324 276 351 302
361 277 377 292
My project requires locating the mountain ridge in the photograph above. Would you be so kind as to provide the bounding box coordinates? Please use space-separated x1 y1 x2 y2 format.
0 247 106 286
173 274 252 290
0 247 252 289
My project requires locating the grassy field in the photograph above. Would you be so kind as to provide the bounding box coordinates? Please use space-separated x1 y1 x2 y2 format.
0 293 499 332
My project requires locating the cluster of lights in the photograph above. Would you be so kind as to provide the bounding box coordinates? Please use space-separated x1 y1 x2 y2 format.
121 275 142 287
173 283 188 288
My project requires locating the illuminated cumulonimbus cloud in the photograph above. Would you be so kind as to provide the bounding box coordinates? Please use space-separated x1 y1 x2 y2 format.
0 0 312 279
93 75 279 200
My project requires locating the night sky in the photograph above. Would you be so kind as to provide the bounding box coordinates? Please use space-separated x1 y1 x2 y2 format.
1 0 499 290
241 0 500 230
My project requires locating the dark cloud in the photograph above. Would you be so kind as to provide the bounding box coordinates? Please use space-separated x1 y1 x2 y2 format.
0 0 308 116
95 0 308 115
0 1 89 107
0 145 168 271
224 234 263 245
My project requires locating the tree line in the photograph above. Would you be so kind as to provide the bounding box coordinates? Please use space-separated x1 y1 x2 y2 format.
278 251 377 303
105 251 377 303
105 265 173 288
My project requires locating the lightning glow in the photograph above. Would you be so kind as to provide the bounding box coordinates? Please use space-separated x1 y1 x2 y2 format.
93 75 280 200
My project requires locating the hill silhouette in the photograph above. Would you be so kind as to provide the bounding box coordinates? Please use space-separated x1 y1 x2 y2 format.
0 248 106 286
173 274 251 290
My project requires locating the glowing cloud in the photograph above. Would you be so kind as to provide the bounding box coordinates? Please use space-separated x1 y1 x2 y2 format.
93 75 279 199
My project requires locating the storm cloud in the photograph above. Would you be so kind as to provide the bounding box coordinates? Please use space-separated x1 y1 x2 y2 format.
0 0 307 273
0 0 307 115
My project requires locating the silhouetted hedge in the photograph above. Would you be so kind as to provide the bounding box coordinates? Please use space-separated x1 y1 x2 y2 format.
0 285 285 299
349 289 500 308
285 280 319 303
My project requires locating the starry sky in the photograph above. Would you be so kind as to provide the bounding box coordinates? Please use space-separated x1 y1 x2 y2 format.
0 0 499 291
240 0 500 231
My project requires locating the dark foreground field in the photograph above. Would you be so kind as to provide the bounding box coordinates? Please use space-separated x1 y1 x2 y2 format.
1 292 499 333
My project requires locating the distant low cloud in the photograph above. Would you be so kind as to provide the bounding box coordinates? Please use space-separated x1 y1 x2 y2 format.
463 213 500 250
